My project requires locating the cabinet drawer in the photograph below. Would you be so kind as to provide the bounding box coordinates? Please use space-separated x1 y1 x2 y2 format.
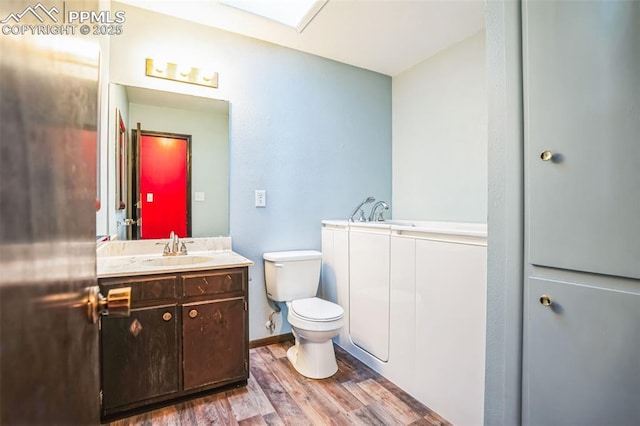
182 270 244 297
100 276 177 304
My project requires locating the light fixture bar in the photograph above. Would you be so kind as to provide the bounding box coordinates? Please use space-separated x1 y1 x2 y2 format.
145 58 218 89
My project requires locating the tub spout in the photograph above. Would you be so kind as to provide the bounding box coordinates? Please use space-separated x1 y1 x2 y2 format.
348 196 375 222
368 201 389 222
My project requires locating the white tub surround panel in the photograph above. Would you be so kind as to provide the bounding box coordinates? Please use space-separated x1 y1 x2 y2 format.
349 223 391 362
388 234 417 394
320 221 351 347
413 237 487 426
321 220 487 426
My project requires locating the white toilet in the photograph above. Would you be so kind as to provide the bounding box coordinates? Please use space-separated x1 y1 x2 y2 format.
263 250 344 379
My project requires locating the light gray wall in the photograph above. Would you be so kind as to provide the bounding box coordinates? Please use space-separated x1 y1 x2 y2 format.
128 103 230 237
484 1 524 425
392 31 487 223
109 2 392 341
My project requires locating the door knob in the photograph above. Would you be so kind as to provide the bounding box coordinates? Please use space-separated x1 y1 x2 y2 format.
86 286 131 324
189 309 198 318
162 312 172 321
540 150 553 161
539 294 552 307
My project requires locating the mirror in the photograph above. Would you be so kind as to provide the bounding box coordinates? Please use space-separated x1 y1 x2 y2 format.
103 83 229 239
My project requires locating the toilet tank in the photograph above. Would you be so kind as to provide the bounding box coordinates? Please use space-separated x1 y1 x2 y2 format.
263 250 322 302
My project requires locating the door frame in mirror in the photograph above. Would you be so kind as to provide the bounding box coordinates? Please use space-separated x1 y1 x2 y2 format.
115 108 127 211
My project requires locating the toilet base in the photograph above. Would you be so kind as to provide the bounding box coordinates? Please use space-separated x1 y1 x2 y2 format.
286 335 338 379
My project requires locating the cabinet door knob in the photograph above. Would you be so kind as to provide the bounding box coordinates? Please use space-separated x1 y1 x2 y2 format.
539 295 552 306
540 150 553 161
189 309 198 318
162 312 172 321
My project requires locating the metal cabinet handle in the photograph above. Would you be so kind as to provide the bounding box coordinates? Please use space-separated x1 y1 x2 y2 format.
540 150 553 161
539 295 552 307
189 309 198 319
162 312 172 321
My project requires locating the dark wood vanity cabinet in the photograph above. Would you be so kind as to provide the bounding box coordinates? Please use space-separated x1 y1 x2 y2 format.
98 267 248 419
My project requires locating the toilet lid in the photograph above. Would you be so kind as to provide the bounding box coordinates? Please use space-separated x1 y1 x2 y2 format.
290 297 344 322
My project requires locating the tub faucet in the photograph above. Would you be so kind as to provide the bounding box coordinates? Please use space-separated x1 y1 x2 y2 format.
348 196 375 222
368 201 389 222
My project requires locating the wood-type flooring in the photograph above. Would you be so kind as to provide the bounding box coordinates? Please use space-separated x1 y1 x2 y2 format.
108 341 451 425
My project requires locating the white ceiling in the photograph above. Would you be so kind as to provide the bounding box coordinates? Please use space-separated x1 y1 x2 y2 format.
117 0 486 76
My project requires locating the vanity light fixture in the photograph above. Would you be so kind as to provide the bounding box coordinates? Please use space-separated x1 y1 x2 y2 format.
145 58 218 89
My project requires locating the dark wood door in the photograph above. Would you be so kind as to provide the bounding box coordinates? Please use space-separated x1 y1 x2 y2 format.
182 298 247 390
101 305 179 411
0 5 101 423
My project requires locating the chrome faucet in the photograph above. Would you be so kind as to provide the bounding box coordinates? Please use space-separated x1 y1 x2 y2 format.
348 196 375 222
368 201 389 222
163 231 187 256
171 231 179 252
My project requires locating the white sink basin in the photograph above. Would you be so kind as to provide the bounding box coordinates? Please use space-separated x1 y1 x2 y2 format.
142 255 214 267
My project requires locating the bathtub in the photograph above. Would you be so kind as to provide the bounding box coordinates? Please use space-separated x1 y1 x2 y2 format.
321 219 487 426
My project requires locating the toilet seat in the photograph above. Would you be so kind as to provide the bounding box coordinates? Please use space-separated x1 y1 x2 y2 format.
287 298 344 332
290 297 344 322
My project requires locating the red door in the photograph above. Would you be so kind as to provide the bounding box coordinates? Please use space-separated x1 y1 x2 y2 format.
139 134 190 239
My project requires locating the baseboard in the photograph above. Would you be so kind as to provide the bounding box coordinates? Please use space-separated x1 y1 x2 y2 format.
249 332 294 349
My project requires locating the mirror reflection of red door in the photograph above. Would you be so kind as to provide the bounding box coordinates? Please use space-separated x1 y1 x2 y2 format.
139 133 190 239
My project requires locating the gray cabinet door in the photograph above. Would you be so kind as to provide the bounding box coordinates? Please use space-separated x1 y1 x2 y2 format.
523 0 640 279
524 277 640 426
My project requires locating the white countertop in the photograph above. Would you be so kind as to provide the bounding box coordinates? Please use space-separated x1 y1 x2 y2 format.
97 237 253 278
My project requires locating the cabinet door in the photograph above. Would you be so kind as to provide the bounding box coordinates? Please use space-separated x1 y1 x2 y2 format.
524 278 640 426
182 297 247 391
101 305 179 410
524 1 640 279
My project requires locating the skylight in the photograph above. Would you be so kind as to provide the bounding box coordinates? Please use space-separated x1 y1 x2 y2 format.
219 0 328 32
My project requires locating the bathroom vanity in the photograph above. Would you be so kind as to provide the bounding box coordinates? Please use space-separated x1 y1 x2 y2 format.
96 238 252 420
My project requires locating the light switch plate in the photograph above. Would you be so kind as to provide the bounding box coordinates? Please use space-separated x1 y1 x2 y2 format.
194 191 205 202
146 193 153 202
255 190 266 207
